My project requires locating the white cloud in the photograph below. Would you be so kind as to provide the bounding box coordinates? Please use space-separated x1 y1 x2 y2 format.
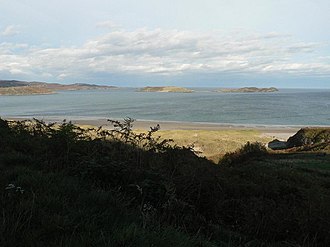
96 21 121 30
1 25 20 37
0 26 329 81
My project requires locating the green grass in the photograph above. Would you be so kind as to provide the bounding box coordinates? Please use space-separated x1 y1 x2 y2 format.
263 153 330 170
1 118 330 246
1 166 214 247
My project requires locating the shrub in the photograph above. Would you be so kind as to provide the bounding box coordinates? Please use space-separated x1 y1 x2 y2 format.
219 141 267 166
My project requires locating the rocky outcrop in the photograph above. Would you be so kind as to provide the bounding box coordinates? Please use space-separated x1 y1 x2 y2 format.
268 128 330 151
267 139 288 150
287 128 330 148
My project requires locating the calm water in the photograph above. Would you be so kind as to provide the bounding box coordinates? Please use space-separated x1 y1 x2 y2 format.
1 88 330 126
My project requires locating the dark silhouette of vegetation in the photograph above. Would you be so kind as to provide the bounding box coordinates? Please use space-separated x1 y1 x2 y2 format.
219 142 267 166
1 118 330 246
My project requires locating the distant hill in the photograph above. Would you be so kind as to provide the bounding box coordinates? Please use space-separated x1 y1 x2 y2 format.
0 80 118 95
217 87 278 93
0 80 30 87
139 86 193 93
0 86 53 96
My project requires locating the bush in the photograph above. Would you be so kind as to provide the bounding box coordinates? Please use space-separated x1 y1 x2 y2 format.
219 141 267 166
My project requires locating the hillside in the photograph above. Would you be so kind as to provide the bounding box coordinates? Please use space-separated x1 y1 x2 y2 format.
139 86 194 93
1 118 330 246
0 80 117 95
268 127 330 152
217 87 279 93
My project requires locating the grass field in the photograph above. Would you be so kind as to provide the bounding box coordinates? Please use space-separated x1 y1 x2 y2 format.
138 129 273 162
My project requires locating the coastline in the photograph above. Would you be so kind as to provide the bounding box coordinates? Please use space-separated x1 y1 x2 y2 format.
6 116 329 161
3 116 305 140
74 119 301 140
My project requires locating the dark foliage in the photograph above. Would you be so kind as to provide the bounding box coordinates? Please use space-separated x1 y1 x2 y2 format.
1 118 330 246
219 141 267 166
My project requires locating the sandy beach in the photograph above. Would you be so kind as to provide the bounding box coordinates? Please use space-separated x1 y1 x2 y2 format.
77 119 300 139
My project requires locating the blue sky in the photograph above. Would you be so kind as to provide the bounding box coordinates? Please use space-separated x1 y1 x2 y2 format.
1 0 330 88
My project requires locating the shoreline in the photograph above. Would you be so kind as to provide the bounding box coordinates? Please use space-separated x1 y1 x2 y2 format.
2 116 309 140
3 115 328 129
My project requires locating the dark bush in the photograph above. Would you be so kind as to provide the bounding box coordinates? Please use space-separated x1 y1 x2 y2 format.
219 141 267 166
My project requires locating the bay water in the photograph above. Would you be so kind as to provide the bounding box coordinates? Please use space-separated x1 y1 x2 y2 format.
1 88 329 126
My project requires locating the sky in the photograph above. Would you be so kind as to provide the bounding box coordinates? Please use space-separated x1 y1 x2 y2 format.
1 0 330 88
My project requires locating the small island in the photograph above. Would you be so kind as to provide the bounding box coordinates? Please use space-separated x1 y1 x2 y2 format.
0 80 118 96
217 87 279 93
139 86 194 93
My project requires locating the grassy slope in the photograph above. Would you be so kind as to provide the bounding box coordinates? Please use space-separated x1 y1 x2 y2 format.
1 167 210 247
153 129 272 162
1 119 330 246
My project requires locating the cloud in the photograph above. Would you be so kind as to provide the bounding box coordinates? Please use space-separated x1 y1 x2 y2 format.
96 21 121 30
0 26 329 82
1 25 20 37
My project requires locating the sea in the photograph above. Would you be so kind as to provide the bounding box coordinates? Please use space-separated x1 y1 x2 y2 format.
1 88 330 126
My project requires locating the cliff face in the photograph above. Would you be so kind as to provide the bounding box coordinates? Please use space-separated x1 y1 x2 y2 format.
218 87 278 93
0 80 117 95
139 86 193 93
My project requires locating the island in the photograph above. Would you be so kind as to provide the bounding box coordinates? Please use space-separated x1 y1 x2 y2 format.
216 87 279 93
0 80 118 96
139 86 193 93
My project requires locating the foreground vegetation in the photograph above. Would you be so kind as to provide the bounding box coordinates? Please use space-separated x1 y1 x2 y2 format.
1 118 330 246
